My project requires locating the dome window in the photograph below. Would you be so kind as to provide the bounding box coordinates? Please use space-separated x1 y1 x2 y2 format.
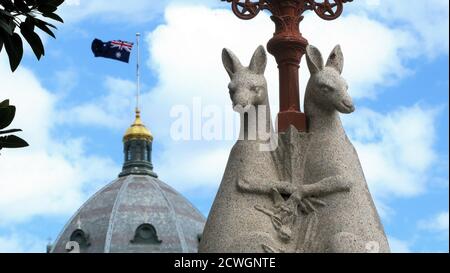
131 224 162 245
69 229 91 250
144 148 148 161
127 148 131 161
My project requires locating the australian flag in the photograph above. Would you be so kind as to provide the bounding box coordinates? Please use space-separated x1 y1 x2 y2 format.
91 39 134 63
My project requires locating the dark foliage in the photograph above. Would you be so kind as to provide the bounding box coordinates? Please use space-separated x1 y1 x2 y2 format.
0 99 28 151
0 0 65 72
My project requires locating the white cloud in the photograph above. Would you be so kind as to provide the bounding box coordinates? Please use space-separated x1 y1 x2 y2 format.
343 105 438 198
388 236 412 253
418 211 449 234
0 56 119 225
155 144 231 191
58 0 221 24
300 13 414 99
59 0 165 24
0 233 47 253
54 68 79 95
356 0 449 58
386 212 449 253
59 76 136 129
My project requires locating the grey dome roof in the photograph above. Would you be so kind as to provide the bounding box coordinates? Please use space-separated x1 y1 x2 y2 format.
50 175 205 253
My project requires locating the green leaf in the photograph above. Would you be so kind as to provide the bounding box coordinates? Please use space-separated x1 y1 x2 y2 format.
0 135 29 149
0 129 22 135
38 4 57 14
4 33 24 72
0 18 13 35
46 0 64 7
0 9 13 18
21 21 45 60
24 16 35 30
34 20 55 38
42 12 64 23
0 100 10 107
0 0 15 11
34 17 56 29
14 0 31 13
24 0 37 6
0 105 16 130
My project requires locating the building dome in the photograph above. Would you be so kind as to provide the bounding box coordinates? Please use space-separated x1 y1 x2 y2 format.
50 109 205 253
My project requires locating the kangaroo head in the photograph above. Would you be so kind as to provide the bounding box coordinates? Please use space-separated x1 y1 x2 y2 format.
305 44 355 115
222 45 268 110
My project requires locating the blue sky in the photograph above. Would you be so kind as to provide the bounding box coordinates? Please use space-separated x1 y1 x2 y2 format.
0 0 448 253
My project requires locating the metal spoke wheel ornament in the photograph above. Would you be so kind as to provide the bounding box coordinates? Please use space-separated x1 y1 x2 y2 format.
312 0 344 20
231 0 263 20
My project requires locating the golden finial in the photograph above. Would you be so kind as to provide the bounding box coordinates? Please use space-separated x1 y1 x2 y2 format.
123 107 153 142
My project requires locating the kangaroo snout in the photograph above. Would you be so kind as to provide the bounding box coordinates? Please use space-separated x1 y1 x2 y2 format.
231 89 252 109
337 98 355 114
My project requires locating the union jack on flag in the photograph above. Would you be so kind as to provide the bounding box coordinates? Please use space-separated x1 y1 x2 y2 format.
110 40 134 52
91 38 134 63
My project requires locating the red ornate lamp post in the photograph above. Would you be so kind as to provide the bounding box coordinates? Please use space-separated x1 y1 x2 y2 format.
222 0 353 132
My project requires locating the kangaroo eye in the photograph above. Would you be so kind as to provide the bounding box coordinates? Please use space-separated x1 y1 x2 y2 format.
250 86 260 92
321 85 333 92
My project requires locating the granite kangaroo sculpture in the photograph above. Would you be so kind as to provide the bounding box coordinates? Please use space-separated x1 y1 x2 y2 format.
200 44 390 253
199 46 296 252
291 44 390 252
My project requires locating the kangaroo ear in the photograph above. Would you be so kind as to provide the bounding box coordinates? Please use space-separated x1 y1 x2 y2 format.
306 45 324 74
249 45 267 74
222 48 243 78
326 45 344 74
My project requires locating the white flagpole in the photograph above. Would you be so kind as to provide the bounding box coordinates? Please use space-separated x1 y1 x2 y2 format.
136 32 141 112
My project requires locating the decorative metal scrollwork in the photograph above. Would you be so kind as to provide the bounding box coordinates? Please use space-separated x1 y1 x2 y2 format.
222 0 353 21
307 0 353 21
222 0 271 20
